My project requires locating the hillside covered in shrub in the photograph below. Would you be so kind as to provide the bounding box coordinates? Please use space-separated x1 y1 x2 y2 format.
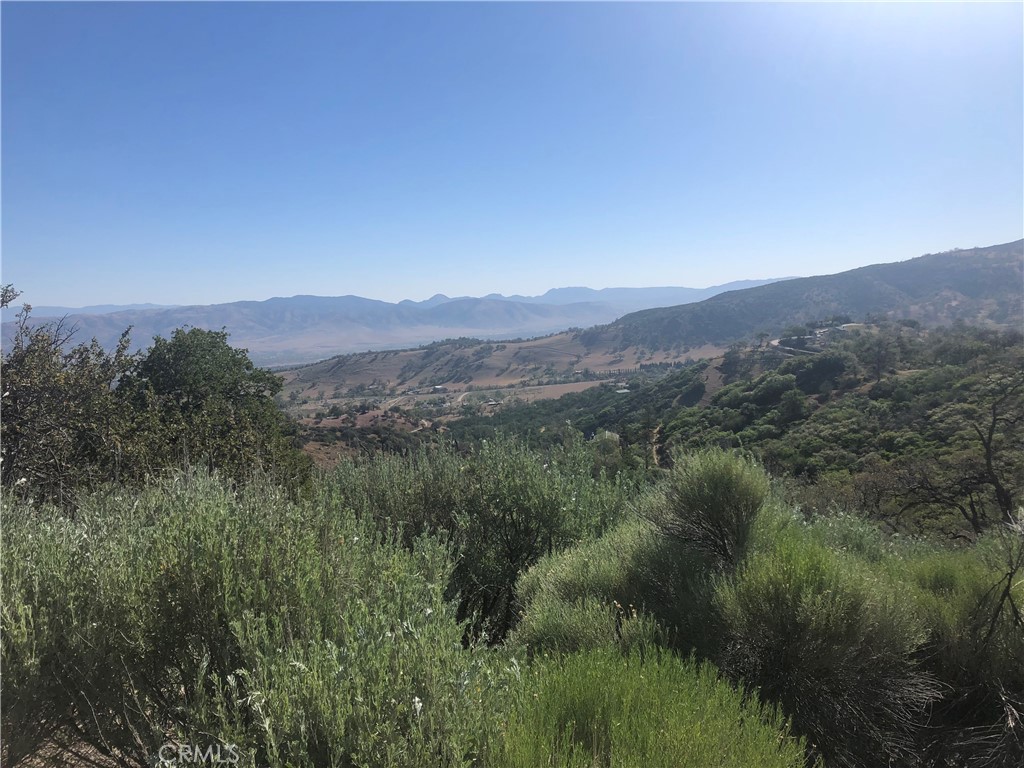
584 240 1023 352
451 322 1023 539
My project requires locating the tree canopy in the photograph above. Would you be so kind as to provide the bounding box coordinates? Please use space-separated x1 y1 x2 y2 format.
1 310 310 505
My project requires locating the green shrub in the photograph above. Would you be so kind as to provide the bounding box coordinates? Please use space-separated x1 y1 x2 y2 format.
648 449 770 569
716 529 939 768
324 436 635 641
1 473 514 767
0 322 312 507
803 510 894 563
495 649 809 768
889 532 1024 765
511 595 664 656
514 514 717 657
516 518 659 610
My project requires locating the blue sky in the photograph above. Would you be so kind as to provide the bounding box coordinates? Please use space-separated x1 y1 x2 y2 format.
3 1 1022 307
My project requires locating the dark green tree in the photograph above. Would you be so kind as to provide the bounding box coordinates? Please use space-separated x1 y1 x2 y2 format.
853 328 900 382
118 327 310 487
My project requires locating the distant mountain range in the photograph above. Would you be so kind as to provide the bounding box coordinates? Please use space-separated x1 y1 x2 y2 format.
6 240 1020 368
0 302 178 321
425 281 796 314
1 279 786 366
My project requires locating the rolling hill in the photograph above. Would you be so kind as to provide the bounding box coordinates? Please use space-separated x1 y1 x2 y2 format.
587 240 1023 352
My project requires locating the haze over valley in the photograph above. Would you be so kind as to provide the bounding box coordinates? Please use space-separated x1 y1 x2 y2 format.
2 279 787 366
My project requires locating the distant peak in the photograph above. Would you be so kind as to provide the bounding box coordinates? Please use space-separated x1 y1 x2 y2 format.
399 293 453 308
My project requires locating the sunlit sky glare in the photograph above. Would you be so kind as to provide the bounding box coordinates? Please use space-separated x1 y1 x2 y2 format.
2 1 1022 307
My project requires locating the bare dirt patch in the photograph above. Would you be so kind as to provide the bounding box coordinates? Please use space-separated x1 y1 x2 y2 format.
698 359 727 406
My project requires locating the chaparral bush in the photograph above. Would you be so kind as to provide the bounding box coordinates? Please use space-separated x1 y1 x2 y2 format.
715 525 941 768
324 434 636 641
886 528 1024 766
494 648 809 768
646 448 770 570
513 513 716 658
5 441 1020 768
1 472 516 767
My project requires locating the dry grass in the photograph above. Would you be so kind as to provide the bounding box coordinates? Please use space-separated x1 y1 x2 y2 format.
279 332 725 412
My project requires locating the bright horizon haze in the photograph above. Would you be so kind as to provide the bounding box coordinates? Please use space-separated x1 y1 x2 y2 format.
2 2 1022 308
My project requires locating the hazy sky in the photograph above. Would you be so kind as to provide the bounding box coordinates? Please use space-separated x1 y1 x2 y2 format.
3 1 1022 307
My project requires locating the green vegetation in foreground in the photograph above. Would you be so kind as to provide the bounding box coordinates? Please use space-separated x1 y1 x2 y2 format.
3 468 808 768
3 473 499 767
323 434 636 643
500 650 807 768
513 450 1023 768
4 449 1021 767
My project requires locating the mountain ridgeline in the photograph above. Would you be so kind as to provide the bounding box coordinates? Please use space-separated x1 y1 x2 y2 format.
583 240 1023 352
6 242 1020 369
